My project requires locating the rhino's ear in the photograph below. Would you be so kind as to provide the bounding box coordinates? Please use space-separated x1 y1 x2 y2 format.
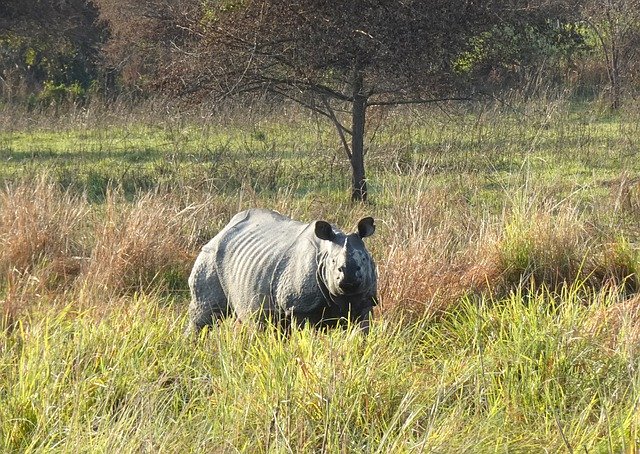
357 217 375 238
315 220 335 241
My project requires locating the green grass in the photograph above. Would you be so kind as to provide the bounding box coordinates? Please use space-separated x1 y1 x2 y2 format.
1 100 638 205
1 289 638 452
1 98 640 451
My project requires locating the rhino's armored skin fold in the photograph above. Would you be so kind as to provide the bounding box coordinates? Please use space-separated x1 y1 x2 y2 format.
187 208 378 334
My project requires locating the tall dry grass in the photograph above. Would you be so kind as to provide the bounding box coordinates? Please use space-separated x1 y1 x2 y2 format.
376 181 479 316
376 177 640 317
2 171 639 326
81 189 197 296
0 177 85 326
0 176 88 280
0 179 209 326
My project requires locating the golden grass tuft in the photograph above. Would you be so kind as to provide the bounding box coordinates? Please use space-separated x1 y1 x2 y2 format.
473 200 590 294
588 238 640 294
0 176 88 281
377 187 477 317
79 190 199 297
0 178 211 312
586 293 640 353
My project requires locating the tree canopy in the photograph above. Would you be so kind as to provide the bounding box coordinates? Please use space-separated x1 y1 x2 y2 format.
0 0 100 101
143 0 579 200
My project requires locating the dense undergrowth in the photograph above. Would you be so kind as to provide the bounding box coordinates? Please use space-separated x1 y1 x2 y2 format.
1 98 639 452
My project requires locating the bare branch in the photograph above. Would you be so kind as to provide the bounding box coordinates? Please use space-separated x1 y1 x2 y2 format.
367 97 472 107
255 75 353 103
265 87 335 121
321 97 352 160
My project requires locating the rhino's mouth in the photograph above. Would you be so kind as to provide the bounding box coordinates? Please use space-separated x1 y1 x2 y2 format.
337 280 361 294
318 268 361 302
337 289 367 299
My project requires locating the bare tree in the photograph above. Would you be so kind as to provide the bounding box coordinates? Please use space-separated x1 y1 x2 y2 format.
582 0 640 109
174 1 499 201
96 0 580 201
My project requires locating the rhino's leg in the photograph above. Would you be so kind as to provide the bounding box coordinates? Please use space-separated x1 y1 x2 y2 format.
186 263 229 335
291 306 341 331
356 306 374 334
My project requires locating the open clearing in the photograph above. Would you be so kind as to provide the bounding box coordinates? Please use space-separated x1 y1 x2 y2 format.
1 100 640 452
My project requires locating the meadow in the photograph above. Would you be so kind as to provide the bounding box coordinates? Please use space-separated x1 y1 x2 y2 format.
1 96 640 452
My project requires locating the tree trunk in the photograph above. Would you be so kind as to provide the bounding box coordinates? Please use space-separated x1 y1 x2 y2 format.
350 70 367 202
605 0 622 110
610 37 621 110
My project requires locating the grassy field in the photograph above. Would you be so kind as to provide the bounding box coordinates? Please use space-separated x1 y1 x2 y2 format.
1 97 640 452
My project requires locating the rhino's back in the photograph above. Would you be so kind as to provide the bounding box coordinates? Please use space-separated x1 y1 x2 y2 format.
213 209 311 316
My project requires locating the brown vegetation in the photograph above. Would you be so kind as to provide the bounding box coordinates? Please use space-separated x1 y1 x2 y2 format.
3 172 638 326
377 187 640 318
81 190 196 296
0 179 201 324
0 176 88 286
586 292 640 352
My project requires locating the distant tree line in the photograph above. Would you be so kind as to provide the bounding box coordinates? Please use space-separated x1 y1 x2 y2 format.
1 0 639 198
2 0 638 106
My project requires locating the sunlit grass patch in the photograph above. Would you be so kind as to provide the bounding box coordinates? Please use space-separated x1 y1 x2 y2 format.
1 285 638 452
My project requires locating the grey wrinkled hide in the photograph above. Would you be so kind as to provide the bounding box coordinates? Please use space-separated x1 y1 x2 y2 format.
187 209 377 334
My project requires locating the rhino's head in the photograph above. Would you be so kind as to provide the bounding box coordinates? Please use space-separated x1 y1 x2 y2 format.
315 217 377 299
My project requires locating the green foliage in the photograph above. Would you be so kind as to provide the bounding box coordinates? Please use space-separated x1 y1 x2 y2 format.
33 81 86 106
24 47 37 66
1 34 95 104
0 0 101 103
455 22 589 86
201 0 247 16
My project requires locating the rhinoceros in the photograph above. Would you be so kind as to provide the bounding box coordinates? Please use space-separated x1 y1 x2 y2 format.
186 208 378 334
